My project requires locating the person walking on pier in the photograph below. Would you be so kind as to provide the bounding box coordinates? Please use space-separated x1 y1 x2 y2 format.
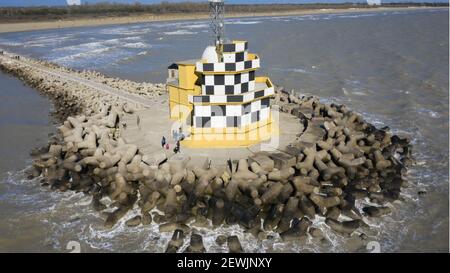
173 140 180 154
161 136 166 148
136 115 141 130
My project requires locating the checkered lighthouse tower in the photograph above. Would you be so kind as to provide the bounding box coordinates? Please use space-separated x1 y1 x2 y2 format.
167 0 276 147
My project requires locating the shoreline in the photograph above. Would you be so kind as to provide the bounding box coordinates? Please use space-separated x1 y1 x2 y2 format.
0 6 441 34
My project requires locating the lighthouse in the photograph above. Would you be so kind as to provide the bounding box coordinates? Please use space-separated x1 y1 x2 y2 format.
167 0 277 148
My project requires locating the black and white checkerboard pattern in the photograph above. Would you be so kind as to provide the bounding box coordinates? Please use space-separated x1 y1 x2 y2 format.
202 71 255 95
196 58 260 73
222 41 248 53
193 97 271 128
190 86 274 104
223 51 248 63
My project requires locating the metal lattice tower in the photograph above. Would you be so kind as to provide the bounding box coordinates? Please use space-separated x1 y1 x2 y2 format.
208 0 225 48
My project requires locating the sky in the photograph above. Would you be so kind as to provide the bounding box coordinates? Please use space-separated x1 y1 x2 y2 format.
0 0 448 7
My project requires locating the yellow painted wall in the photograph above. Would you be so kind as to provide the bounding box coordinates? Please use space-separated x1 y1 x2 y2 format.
178 64 197 90
168 84 199 121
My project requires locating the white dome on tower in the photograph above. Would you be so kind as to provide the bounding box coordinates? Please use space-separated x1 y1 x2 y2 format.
201 46 218 63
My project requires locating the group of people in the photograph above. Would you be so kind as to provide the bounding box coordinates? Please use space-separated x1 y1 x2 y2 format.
161 128 185 154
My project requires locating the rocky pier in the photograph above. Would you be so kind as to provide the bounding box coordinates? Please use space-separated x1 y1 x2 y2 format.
0 50 413 252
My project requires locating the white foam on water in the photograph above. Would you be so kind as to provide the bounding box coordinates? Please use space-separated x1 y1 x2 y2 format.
121 42 150 49
163 30 197 35
337 13 379 19
22 35 74 48
151 22 185 28
181 24 209 29
52 47 112 63
99 27 150 36
0 40 21 46
52 41 109 52
123 36 143 41
226 20 261 25
342 87 350 96
416 108 441 118
273 67 320 75
1 143 443 253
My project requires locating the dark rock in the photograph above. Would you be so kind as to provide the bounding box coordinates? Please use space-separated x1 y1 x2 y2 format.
185 233 205 253
141 212 152 225
227 235 244 253
269 152 296 170
215 235 227 246
165 229 185 253
125 215 141 227
418 190 427 196
363 206 391 217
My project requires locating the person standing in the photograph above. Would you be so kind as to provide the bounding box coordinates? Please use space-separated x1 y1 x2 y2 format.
161 136 166 148
174 140 180 153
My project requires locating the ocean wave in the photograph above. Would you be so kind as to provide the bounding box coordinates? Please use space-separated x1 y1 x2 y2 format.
416 108 441 118
163 30 197 35
99 27 150 36
0 40 22 47
121 42 150 49
226 20 261 25
123 36 143 41
52 47 112 63
22 35 74 48
336 13 378 19
137 51 149 56
181 24 209 29
273 67 320 75
52 39 120 52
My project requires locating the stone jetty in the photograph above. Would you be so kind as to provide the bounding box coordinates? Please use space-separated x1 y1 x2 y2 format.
0 51 413 252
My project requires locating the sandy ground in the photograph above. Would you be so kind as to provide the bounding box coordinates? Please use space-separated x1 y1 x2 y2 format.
0 7 438 34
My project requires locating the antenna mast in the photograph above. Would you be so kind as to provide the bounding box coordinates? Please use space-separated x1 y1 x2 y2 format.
208 0 225 48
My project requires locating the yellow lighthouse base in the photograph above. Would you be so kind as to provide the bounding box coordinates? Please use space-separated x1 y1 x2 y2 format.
181 118 279 149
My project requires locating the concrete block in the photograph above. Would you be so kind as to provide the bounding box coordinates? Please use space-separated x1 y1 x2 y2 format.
280 103 299 114
269 152 296 170
142 152 167 167
248 153 275 172
282 145 304 162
